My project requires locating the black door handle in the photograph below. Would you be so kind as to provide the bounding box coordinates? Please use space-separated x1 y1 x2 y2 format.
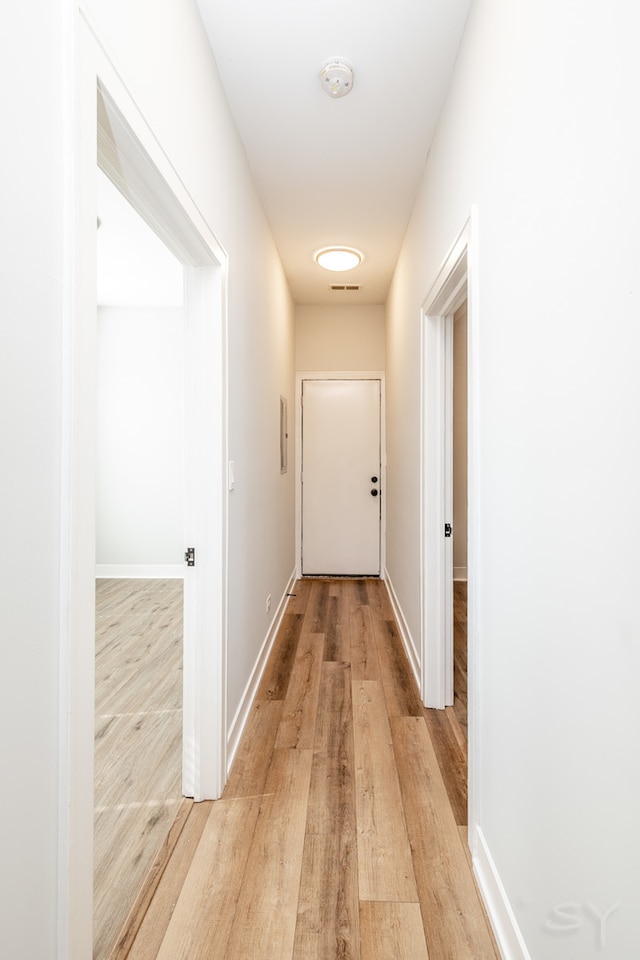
371 489 379 497
371 476 378 483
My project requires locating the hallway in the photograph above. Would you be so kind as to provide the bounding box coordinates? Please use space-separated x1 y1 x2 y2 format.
123 578 496 959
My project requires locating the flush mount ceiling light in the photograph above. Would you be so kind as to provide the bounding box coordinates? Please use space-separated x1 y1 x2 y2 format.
314 246 363 271
320 58 354 98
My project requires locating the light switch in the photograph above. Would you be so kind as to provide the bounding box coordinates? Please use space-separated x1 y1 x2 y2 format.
228 460 235 491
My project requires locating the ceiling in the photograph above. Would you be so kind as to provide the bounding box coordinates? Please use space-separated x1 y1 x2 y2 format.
195 0 471 305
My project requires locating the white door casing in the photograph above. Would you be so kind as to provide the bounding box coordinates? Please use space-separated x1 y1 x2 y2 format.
300 377 382 576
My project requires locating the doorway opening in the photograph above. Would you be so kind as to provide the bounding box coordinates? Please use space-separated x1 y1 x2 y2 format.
59 29 229 950
92 84 228 950
96 74 228 785
93 164 187 956
95 77 229 796
420 214 479 845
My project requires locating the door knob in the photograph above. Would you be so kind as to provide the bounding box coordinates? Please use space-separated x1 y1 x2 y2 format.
371 476 378 483
371 489 379 497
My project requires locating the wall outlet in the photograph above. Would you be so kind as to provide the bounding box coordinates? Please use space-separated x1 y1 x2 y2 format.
265 594 272 614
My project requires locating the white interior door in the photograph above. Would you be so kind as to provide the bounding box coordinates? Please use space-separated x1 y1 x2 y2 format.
302 379 381 575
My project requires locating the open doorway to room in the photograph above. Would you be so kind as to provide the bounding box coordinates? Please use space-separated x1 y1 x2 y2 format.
62 30 228 956
83 82 228 957
421 288 469 832
421 217 478 842
451 301 468 743
95 78 229 802
93 165 186 958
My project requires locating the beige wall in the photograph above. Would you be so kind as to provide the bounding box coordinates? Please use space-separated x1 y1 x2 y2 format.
452 301 467 577
296 304 385 371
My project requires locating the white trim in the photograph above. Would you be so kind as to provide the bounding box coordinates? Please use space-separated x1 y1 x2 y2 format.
383 569 420 686
453 566 468 581
96 564 185 579
295 371 386 580
473 827 531 960
226 569 297 771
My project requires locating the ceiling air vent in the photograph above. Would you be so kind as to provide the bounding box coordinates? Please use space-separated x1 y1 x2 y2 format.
330 284 361 292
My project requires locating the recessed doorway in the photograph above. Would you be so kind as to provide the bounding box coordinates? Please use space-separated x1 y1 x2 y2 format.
420 214 479 847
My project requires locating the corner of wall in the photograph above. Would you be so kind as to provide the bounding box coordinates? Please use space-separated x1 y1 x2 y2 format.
225 568 297 771
383 569 420 685
473 827 533 960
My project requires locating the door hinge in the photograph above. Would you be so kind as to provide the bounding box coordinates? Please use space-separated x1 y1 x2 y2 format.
184 546 196 567
444 523 452 538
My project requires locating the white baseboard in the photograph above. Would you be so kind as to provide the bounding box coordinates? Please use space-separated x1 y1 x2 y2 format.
453 566 468 581
95 563 185 579
383 568 420 688
473 826 532 960
226 568 297 772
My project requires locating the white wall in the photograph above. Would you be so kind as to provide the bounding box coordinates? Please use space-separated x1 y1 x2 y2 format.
296 303 385 371
96 306 184 568
0 1 64 955
386 1 640 957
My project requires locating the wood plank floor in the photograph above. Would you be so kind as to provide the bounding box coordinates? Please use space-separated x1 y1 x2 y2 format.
94 579 183 960
453 579 468 737
126 577 496 960
423 578 468 827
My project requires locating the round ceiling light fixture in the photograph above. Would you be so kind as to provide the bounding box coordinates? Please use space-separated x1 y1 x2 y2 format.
320 58 354 99
314 246 363 272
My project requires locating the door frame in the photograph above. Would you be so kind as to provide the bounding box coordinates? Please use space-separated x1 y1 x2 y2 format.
421 263 465 710
295 371 386 579
60 14 228 955
420 210 480 846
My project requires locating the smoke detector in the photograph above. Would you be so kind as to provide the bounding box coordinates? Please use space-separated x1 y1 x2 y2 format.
320 58 354 99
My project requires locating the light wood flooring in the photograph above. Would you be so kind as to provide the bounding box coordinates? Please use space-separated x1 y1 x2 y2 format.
453 579 468 736
94 579 183 960
122 576 495 960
